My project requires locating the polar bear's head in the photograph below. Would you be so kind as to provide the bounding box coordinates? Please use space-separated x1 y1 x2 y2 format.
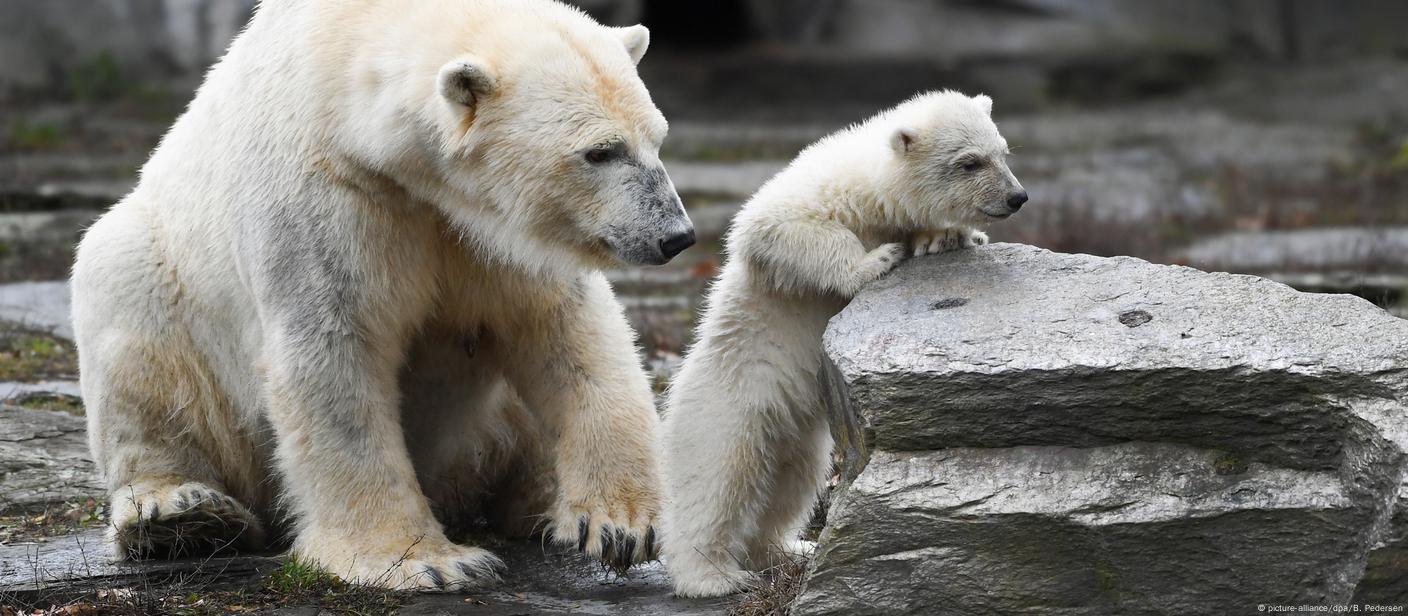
885 91 1028 228
425 11 693 269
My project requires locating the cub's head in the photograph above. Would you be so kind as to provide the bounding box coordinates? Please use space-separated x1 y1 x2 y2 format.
429 12 692 268
886 91 1028 227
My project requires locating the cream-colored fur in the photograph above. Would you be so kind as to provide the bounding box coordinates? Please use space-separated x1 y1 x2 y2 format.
72 0 692 591
660 91 1026 597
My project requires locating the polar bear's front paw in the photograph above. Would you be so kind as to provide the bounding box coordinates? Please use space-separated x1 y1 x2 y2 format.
109 479 265 560
549 497 658 571
299 535 504 591
912 227 988 257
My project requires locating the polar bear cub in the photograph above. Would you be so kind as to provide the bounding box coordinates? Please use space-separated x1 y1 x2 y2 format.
660 91 1028 597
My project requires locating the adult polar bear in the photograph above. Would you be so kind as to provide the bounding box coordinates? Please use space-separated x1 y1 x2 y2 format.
71 0 693 590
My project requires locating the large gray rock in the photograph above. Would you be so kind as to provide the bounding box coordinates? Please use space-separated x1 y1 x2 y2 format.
798 243 1408 615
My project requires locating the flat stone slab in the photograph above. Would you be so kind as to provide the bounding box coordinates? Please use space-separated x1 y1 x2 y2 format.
1179 227 1408 275
0 404 98 514
0 380 82 401
0 281 72 340
800 243 1408 615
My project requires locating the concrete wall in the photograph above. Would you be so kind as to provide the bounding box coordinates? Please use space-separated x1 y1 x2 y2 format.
2 0 1405 100
0 0 254 99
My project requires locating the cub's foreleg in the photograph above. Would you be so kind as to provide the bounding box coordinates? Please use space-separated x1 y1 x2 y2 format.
745 219 906 297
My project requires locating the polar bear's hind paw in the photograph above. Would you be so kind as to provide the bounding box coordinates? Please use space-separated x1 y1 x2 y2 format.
109 480 266 560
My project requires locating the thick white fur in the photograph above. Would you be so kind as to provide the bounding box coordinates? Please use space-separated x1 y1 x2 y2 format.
660 91 1025 597
72 0 688 590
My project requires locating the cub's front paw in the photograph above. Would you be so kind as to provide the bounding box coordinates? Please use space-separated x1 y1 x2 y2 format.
865 241 909 277
912 227 988 256
549 494 658 571
296 533 503 591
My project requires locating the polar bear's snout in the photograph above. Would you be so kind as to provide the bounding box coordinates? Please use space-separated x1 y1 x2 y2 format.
604 164 694 265
1006 190 1029 212
660 227 696 260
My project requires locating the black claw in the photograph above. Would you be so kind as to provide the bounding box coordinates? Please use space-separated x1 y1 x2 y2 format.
425 566 446 589
620 536 637 564
598 525 614 558
174 496 189 511
149 503 160 520
576 517 589 552
458 562 480 580
643 527 656 558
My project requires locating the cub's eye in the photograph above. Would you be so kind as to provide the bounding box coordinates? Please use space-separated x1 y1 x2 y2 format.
960 159 984 172
585 148 611 164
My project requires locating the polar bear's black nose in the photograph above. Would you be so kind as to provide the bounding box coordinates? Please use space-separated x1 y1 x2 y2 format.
1006 191 1029 211
660 229 696 260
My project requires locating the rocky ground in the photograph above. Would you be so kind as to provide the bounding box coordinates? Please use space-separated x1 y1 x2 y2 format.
1 53 1406 613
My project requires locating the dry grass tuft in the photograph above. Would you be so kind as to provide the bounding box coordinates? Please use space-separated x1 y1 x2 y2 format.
728 552 809 616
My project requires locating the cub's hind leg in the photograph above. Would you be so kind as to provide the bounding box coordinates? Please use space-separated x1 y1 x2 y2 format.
746 416 831 569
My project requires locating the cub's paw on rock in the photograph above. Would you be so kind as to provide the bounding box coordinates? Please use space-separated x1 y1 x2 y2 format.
109 478 265 559
859 242 910 284
297 534 504 591
912 227 988 257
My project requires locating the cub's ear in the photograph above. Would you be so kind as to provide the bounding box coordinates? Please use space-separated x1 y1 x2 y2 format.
974 94 993 115
438 56 497 108
890 126 918 154
615 24 650 65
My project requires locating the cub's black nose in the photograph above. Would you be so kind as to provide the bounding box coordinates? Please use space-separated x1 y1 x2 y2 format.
660 229 696 260
1007 190 1029 211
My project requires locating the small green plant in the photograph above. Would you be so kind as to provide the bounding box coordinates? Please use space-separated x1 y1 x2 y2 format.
8 118 62 150
1388 140 1408 173
267 557 343 596
1211 451 1249 476
0 323 79 382
67 52 125 102
264 557 406 615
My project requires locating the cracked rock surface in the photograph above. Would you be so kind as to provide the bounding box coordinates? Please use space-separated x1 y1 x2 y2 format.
798 243 1408 615
0 404 98 513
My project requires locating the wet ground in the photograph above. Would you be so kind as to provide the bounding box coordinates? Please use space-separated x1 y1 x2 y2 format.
1 527 729 615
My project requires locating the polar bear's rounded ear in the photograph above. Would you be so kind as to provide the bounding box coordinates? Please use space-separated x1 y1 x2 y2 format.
890 127 918 154
974 94 993 115
438 56 497 108
614 25 650 65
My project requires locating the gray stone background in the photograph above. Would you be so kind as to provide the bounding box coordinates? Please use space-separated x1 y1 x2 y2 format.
1 1 1406 614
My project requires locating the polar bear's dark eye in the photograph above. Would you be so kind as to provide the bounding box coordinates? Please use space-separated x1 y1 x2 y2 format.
585 149 611 164
960 159 984 172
